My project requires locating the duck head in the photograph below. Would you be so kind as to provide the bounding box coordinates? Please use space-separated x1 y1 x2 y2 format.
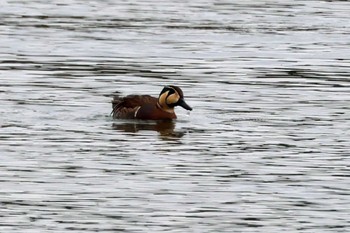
158 85 192 113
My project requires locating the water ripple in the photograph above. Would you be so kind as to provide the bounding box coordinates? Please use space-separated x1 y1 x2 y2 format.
1 0 350 232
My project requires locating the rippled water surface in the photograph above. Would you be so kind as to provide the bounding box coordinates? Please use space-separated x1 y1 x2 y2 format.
1 0 350 232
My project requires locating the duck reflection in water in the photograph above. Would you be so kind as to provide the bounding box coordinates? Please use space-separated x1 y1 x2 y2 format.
112 120 185 140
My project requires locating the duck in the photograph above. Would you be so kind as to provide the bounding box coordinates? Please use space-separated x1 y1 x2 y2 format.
111 85 192 120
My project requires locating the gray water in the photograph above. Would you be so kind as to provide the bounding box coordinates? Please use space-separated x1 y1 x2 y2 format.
1 0 349 232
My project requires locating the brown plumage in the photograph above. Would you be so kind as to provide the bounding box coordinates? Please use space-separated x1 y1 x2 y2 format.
111 86 192 120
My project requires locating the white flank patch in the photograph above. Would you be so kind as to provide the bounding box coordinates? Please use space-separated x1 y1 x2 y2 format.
134 106 141 118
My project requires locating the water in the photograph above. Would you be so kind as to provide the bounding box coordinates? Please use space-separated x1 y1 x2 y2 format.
1 0 349 232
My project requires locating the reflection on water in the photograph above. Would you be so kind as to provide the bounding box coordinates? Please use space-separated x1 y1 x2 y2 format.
1 0 350 232
112 120 185 140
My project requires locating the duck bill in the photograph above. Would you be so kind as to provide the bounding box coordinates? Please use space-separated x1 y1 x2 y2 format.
178 98 192 111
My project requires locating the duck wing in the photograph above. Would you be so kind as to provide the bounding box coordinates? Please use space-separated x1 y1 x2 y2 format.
111 95 157 118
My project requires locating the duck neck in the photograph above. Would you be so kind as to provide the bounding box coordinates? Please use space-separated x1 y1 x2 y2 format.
157 102 174 114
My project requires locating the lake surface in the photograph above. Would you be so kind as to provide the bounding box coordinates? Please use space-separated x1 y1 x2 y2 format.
1 0 349 232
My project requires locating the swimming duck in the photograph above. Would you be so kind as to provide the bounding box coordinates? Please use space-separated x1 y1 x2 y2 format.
111 85 192 120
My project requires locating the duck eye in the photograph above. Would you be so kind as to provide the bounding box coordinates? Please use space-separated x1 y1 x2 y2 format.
166 88 175 95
